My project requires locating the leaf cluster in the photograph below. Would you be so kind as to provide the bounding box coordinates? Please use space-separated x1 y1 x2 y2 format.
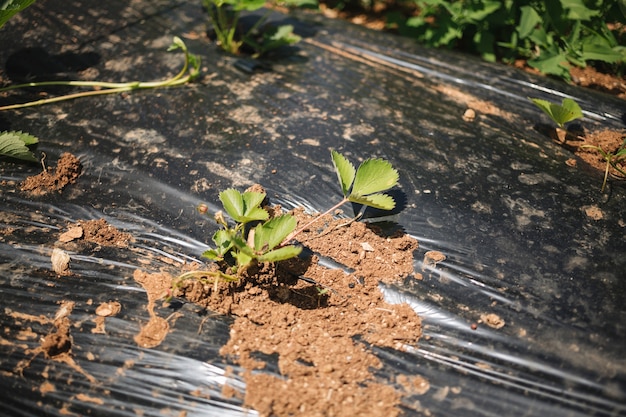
202 0 317 56
189 151 399 286
202 188 302 276
387 0 625 81
331 150 399 210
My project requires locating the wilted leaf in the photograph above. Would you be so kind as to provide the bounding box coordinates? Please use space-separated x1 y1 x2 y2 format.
51 248 71 276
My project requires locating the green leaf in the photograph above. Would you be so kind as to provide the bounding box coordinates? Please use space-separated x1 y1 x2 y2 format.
254 214 297 252
517 6 541 39
351 158 399 197
212 229 234 255
0 0 37 29
528 51 571 81
0 130 39 162
257 245 302 263
348 193 396 211
331 150 356 197
232 0 266 11
529 97 583 128
202 249 223 261
219 188 269 223
561 0 600 21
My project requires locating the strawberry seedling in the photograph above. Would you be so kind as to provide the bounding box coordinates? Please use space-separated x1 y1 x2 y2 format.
530 96 583 142
172 150 400 296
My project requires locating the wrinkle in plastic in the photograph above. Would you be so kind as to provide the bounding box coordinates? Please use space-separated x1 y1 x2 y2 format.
1 1 625 416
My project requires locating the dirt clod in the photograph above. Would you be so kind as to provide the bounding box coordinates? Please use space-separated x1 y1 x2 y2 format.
20 152 82 195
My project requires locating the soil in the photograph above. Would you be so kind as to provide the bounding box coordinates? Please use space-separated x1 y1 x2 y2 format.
20 152 82 195
552 127 626 182
135 204 423 417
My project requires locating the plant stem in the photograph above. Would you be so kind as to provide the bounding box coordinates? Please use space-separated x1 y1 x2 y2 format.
0 37 196 111
282 197 349 245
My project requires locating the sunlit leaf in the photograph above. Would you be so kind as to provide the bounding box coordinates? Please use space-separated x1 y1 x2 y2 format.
348 193 396 211
530 97 583 128
331 150 356 196
351 158 399 197
254 214 297 252
219 189 268 223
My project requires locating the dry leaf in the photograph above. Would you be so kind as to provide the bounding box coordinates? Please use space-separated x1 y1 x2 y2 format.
51 248 71 276
95 301 122 317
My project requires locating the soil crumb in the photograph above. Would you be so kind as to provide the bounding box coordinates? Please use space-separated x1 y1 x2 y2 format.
169 208 422 417
60 219 133 247
20 152 82 195
572 129 625 179
133 270 172 348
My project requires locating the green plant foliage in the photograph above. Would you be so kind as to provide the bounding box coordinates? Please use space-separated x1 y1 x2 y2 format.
0 0 37 29
177 151 399 294
201 188 302 275
219 188 269 223
202 0 316 56
0 130 39 162
529 97 583 128
332 150 399 210
387 0 625 81
0 36 200 111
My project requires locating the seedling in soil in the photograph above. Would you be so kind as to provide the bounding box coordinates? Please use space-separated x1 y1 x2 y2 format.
529 97 583 141
172 150 399 295
171 188 303 294
283 150 399 243
202 0 312 56
581 138 626 192
0 130 39 162
0 37 200 111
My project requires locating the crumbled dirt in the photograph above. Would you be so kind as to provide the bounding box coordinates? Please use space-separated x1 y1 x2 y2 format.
570 66 626 99
20 152 82 195
133 270 172 348
59 219 133 247
556 128 626 182
8 301 97 384
137 205 422 417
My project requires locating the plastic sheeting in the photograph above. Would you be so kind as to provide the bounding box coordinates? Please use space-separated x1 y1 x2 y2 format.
1 1 625 416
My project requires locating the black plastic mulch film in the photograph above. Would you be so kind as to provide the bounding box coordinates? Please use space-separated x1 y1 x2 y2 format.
0 1 624 416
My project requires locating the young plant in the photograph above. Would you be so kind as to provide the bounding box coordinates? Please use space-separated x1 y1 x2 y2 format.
203 0 314 56
530 97 583 130
283 150 399 243
173 151 400 296
581 138 626 193
530 96 584 142
0 36 200 111
0 130 39 162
